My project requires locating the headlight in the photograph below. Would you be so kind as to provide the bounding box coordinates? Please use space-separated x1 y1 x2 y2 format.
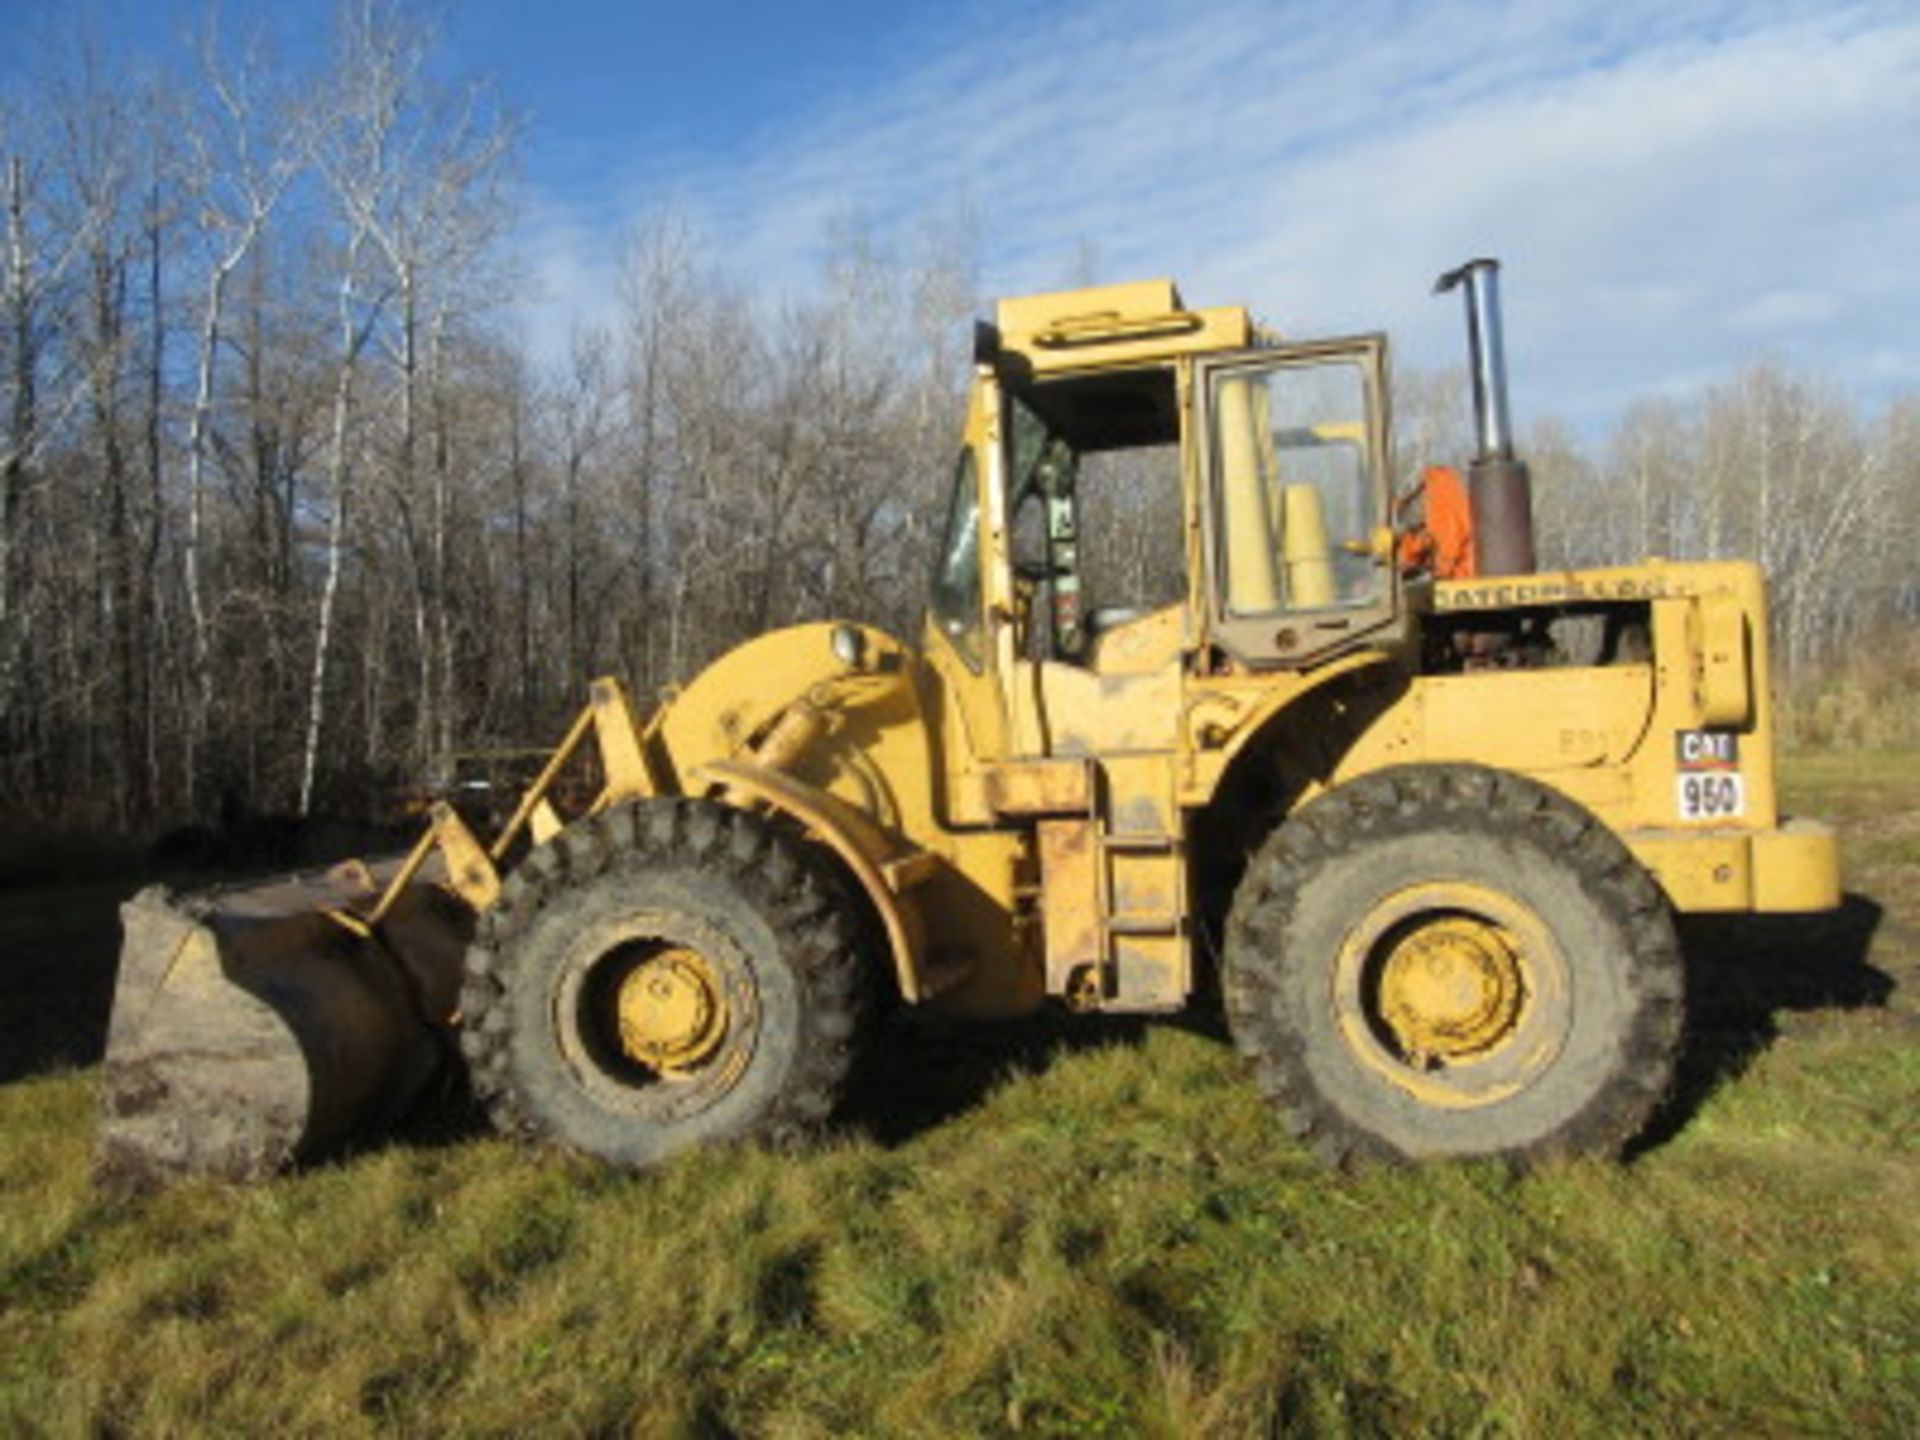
829 624 866 669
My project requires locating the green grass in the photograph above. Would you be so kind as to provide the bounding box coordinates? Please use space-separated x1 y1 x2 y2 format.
3 757 1918 1436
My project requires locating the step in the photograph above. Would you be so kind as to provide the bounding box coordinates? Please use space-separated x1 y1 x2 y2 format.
1101 830 1177 852
1106 912 1183 936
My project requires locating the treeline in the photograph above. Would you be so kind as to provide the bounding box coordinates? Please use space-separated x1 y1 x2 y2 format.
1395 365 1920 682
2 3 974 832
1525 370 1920 679
3 4 1914 836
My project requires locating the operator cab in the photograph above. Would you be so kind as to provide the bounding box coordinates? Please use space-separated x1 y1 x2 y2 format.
930 279 1398 689
920 279 1401 1006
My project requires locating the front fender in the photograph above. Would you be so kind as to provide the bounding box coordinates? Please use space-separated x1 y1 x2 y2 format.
690 759 955 1003
650 622 912 795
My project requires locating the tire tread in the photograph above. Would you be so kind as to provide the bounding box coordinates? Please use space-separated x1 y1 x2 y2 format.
459 798 867 1162
1223 763 1685 1166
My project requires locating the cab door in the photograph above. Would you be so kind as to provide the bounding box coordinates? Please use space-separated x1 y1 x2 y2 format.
1196 336 1401 668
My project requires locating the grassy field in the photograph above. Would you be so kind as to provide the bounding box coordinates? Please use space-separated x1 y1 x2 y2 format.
1 754 1915 1436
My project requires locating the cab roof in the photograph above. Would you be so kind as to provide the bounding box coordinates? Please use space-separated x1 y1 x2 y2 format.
992 279 1253 376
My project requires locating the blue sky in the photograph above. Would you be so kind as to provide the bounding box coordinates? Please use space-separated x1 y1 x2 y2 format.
8 0 1918 431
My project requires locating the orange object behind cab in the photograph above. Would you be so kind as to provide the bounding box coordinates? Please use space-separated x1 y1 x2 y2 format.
1397 464 1476 579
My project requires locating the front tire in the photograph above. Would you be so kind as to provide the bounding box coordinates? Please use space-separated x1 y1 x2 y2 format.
459 799 867 1167
1223 765 1683 1165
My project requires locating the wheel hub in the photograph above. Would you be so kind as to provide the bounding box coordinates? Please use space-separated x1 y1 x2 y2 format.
1376 916 1526 1063
615 947 727 1072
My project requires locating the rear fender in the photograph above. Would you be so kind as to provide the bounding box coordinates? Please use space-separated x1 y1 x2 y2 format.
1191 650 1404 807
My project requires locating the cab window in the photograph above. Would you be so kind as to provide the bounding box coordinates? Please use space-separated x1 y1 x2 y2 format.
1215 358 1381 615
929 449 983 668
1004 367 1182 663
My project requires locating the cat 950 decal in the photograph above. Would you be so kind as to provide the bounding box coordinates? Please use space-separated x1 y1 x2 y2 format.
1676 731 1745 820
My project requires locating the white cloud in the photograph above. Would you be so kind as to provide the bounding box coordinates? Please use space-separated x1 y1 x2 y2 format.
1728 290 1839 332
512 0 1920 430
517 199 609 358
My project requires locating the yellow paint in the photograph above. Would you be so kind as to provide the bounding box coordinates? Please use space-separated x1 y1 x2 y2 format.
1375 914 1526 1063
692 758 942 1003
358 281 1836 1031
1280 483 1336 608
1216 375 1281 612
616 946 726 1072
1751 822 1842 911
1412 666 1654 772
1695 591 1753 728
996 280 1252 375
1334 881 1565 1110
1086 604 1184 676
429 803 499 913
1627 819 1839 913
984 758 1094 817
1038 818 1100 993
590 677 656 801
1029 659 1184 755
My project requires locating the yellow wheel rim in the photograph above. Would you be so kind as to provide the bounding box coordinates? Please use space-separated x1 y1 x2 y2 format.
613 946 728 1073
1376 914 1526 1064
1333 881 1567 1109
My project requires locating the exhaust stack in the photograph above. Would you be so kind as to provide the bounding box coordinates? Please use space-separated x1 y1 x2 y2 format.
1435 258 1537 577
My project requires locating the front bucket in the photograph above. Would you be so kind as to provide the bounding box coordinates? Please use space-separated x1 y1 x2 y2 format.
97 863 470 1190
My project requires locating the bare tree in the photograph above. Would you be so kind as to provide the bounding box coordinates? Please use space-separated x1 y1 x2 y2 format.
3 0 1916 839
298 0 419 818
616 213 700 694
0 143 95 724
550 323 617 689
178 16 309 794
348 21 512 776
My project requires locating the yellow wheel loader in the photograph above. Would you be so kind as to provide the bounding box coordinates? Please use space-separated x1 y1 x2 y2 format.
99 259 1841 1186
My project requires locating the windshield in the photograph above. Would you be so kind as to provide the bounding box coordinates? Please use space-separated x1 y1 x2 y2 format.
929 448 983 667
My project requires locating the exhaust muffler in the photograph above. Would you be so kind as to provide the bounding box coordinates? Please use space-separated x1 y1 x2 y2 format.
1435 258 1537 577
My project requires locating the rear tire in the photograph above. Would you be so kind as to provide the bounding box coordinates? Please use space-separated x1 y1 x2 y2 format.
1223 765 1683 1165
459 799 867 1167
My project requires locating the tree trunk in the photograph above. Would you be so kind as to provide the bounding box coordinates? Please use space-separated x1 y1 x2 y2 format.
184 232 260 809
299 234 373 818
427 307 455 770
0 157 37 722
140 180 164 819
